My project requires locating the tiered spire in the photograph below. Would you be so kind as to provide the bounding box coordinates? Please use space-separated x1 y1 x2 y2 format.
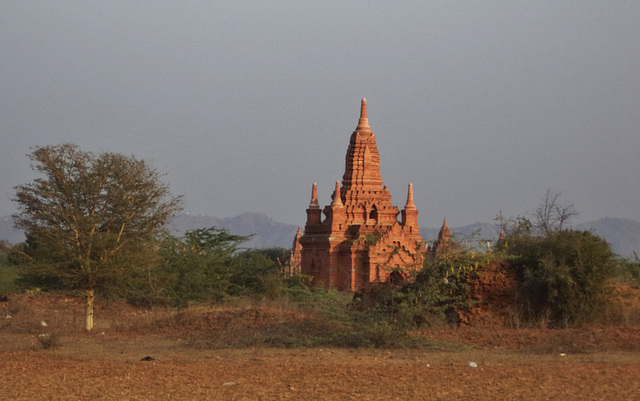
341 98 383 192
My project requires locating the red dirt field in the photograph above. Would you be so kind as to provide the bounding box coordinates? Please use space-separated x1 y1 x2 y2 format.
2 294 640 400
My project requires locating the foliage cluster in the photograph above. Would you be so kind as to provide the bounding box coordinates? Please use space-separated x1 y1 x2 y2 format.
4 146 638 336
499 218 618 328
11 144 182 330
353 250 495 331
156 228 286 307
0 241 21 294
613 253 640 287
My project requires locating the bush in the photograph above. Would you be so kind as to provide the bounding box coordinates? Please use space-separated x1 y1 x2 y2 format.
506 229 616 327
37 333 60 349
157 228 249 307
352 250 493 330
613 254 640 287
227 251 282 298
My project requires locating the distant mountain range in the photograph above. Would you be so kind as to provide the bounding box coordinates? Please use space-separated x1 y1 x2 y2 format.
166 213 298 250
1 213 639 258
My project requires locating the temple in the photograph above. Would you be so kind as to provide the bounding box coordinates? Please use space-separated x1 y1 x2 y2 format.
431 217 452 253
297 99 425 291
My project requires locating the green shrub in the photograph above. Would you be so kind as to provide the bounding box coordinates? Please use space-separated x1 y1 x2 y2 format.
157 228 249 307
506 229 616 327
351 250 493 330
613 254 640 287
0 264 22 294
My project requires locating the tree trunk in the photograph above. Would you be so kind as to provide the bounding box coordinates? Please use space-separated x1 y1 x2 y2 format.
85 288 95 332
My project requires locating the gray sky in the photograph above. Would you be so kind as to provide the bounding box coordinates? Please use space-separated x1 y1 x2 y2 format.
2 1 639 228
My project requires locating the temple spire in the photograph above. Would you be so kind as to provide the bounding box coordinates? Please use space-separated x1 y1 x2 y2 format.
331 181 343 206
438 217 451 241
356 98 370 130
342 98 382 191
309 183 319 208
404 183 416 209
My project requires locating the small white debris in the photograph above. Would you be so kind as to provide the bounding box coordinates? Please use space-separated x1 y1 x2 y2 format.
40 321 48 327
560 353 566 357
223 382 236 386
4 313 10 319
468 361 478 368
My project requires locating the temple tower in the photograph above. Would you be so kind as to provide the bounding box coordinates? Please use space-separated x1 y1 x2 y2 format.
299 99 425 291
288 226 303 275
432 217 453 253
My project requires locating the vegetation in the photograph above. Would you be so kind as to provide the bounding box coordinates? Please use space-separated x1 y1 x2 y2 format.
503 226 617 327
350 190 625 330
497 190 619 327
3 148 638 340
353 249 497 335
156 228 288 307
157 228 249 307
12 144 182 331
0 241 21 294
614 253 640 286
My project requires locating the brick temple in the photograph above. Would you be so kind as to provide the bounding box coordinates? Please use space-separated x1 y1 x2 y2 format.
297 98 426 291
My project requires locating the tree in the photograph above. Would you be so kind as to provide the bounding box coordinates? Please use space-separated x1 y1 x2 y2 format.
158 227 249 307
13 144 182 331
533 189 578 233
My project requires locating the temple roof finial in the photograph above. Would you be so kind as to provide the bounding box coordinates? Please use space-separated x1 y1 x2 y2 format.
309 183 319 208
405 183 416 209
356 98 370 130
331 181 343 206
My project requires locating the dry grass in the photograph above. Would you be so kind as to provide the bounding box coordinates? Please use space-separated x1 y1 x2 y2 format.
3 293 640 400
3 289 640 400
2 290 640 355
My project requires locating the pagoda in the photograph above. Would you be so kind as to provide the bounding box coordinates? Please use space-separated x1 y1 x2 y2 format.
298 99 425 291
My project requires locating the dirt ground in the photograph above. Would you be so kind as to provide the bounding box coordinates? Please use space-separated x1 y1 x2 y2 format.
2 294 640 400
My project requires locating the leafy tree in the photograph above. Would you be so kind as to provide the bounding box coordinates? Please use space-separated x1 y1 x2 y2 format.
158 227 250 307
241 247 290 266
229 250 282 298
13 144 181 331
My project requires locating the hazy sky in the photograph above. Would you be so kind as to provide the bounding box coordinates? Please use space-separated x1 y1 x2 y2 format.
2 1 639 228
